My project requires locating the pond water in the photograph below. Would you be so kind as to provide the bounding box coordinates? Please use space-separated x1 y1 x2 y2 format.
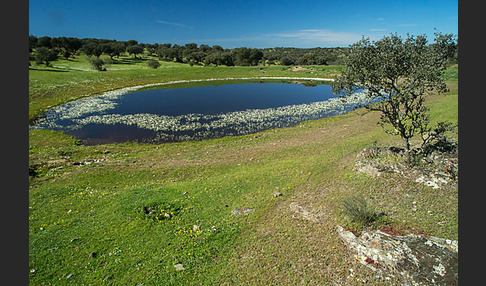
30 79 374 145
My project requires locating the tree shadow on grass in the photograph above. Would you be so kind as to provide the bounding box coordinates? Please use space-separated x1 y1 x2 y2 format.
29 67 69 72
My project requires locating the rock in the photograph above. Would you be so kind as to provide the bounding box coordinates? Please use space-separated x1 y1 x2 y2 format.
354 161 382 176
66 273 73 279
232 207 254 215
355 147 404 176
47 159 67 165
289 202 325 222
272 192 282 197
355 146 458 190
337 226 458 285
414 172 450 190
174 263 185 271
103 275 112 281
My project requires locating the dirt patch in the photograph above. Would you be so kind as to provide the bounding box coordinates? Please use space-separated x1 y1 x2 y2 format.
289 66 316 72
289 202 326 222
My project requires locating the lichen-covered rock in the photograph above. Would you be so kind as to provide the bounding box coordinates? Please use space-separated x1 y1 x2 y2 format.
337 226 458 285
231 207 254 215
355 146 458 190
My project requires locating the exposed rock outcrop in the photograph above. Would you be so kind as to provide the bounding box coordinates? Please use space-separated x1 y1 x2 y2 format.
355 146 458 190
337 226 458 285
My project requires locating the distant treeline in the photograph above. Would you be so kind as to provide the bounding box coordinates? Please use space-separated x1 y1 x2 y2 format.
29 35 349 67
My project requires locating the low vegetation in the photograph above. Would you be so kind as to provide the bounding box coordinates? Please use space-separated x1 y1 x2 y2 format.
341 196 380 226
29 57 344 123
29 45 457 284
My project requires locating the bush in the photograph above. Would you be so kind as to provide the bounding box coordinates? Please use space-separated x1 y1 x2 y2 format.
342 196 378 225
420 121 457 154
88 57 106 71
147 59 161 69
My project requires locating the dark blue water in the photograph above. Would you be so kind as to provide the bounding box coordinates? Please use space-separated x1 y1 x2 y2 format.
33 81 366 145
111 82 335 116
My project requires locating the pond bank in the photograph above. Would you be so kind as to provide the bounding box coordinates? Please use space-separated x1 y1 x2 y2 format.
31 77 375 145
82 76 335 100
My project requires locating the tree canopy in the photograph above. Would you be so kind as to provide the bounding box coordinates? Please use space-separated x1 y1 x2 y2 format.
28 35 355 67
331 32 457 155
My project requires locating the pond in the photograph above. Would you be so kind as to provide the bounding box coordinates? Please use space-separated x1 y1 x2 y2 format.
30 78 374 145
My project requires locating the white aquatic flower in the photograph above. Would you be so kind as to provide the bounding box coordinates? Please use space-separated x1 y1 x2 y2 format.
70 90 375 142
30 78 377 142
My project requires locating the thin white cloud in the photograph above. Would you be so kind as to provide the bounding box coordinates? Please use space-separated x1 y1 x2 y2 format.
369 29 387 32
270 29 363 47
376 18 385 21
195 29 371 48
395 24 416 27
156 20 193 29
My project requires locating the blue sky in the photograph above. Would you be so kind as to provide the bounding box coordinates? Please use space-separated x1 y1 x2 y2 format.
29 0 458 48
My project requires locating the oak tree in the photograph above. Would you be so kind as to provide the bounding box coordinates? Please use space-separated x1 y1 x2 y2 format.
331 32 456 155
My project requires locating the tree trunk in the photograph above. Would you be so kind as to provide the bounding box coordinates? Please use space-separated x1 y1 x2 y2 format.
401 135 410 164
402 136 410 152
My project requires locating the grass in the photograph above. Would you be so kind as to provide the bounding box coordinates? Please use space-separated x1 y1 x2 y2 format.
29 55 343 122
341 196 379 226
29 55 458 285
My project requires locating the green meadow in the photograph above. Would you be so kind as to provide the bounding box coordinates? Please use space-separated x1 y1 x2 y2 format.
29 56 458 285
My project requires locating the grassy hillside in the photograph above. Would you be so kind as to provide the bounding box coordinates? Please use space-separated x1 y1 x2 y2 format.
29 55 343 122
29 57 458 285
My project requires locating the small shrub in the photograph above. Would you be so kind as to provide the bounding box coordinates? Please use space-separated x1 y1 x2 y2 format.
136 202 183 221
421 121 457 154
147 59 161 69
88 57 106 71
342 196 378 225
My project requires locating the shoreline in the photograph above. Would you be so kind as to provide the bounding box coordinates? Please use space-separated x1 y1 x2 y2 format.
95 76 335 99
29 77 335 125
30 78 375 145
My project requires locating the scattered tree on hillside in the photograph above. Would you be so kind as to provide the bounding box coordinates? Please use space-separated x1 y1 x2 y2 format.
34 47 58 66
81 40 103 57
234 47 263 66
29 35 355 68
331 32 457 159
31 34 455 72
36 36 53 48
280 56 296 66
111 42 127 59
29 35 38 53
127 40 138 46
126 45 144 58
